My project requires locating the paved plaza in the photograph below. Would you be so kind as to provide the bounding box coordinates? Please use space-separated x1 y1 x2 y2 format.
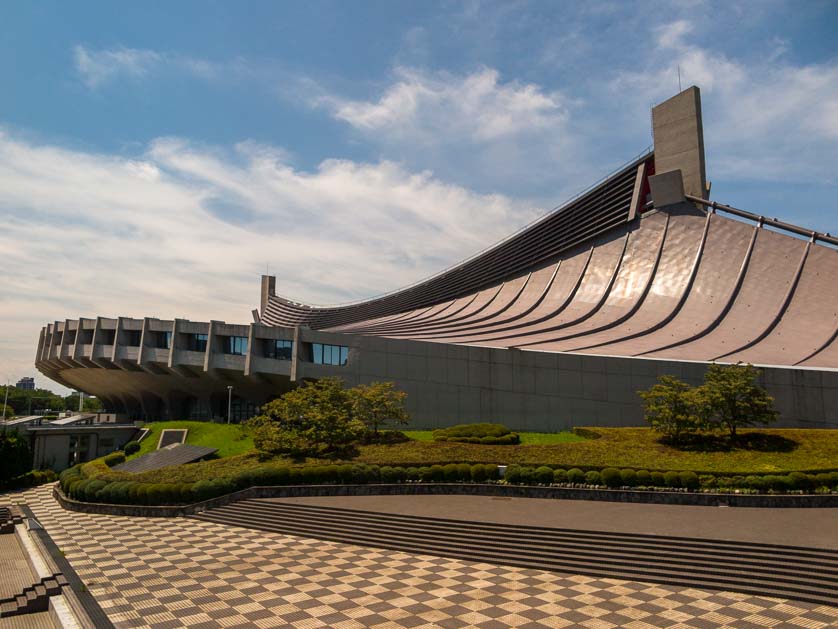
6 485 838 628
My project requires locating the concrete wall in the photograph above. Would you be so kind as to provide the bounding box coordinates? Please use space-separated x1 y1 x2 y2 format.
37 317 838 429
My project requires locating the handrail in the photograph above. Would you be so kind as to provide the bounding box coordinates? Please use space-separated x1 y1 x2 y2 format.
275 146 654 309
684 194 838 247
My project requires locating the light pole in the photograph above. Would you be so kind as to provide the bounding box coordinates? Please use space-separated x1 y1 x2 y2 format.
226 385 233 424
2 381 9 425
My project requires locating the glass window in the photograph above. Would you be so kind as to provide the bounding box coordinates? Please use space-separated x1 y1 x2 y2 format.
156 331 172 349
311 343 348 366
225 336 248 355
189 333 208 352
266 339 293 360
124 330 142 346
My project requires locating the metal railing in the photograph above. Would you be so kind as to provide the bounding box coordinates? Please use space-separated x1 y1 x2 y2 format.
685 194 838 247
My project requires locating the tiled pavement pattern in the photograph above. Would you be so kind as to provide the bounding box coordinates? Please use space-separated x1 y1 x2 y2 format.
11 485 838 628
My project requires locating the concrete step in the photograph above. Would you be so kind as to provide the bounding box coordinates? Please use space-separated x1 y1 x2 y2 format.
246 499 838 563
223 500 838 574
0 574 66 618
192 500 838 607
199 508 837 601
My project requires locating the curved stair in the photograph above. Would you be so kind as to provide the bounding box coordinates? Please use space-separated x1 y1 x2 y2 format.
190 499 838 607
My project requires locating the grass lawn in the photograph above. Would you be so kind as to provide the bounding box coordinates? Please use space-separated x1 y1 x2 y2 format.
133 421 254 459
357 428 838 474
402 430 586 445
108 426 838 484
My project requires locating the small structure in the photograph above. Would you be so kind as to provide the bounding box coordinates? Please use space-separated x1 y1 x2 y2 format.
114 444 217 473
27 425 138 471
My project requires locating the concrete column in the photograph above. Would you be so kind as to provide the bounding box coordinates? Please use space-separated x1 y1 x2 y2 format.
137 317 151 365
290 326 302 382
203 320 220 372
652 86 707 201
111 317 125 361
261 275 276 316
244 323 256 376
168 319 182 368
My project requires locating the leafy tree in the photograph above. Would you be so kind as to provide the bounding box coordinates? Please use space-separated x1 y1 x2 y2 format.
1 404 15 420
0 430 32 482
349 381 409 435
701 363 778 438
638 375 705 442
248 377 364 459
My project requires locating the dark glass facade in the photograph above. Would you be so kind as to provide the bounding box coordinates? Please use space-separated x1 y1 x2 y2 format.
312 343 349 366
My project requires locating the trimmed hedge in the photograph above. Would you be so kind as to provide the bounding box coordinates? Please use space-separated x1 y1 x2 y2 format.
103 452 126 467
0 468 58 491
59 458 838 507
432 423 520 445
124 441 141 456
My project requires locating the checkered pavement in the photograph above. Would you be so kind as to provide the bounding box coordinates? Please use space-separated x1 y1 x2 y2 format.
6 485 837 628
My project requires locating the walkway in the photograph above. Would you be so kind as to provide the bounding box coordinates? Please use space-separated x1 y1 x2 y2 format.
8 486 838 628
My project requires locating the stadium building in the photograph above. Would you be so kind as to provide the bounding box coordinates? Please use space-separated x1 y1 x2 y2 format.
35 88 838 429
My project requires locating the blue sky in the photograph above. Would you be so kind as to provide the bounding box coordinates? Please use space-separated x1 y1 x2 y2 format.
1 0 837 391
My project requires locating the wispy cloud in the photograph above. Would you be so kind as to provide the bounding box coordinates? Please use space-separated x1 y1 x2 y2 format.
0 130 538 386
610 20 838 184
72 45 241 89
318 66 568 142
73 45 162 88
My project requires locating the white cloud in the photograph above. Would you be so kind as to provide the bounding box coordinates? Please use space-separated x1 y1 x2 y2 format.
74 45 162 88
0 130 538 389
320 66 568 143
611 21 838 183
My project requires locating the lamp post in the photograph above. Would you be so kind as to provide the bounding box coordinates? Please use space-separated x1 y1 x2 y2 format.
226 385 233 424
2 381 9 426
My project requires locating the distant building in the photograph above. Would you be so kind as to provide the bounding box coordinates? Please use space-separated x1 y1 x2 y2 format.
16 377 35 390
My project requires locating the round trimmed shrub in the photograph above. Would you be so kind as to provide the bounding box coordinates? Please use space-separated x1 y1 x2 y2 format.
585 470 601 485
418 467 434 482
380 466 398 482
192 480 216 502
678 471 699 490
123 441 141 456
814 473 833 488
745 475 766 491
443 464 460 481
601 468 622 488
483 464 500 481
432 423 520 445
428 465 444 482
620 469 637 487
103 452 125 467
567 468 585 484
663 471 681 488
553 468 568 484
788 472 813 490
405 467 420 481
504 465 523 484
650 471 666 487
518 467 535 484
470 464 487 482
534 466 554 484
636 470 651 486
699 474 716 488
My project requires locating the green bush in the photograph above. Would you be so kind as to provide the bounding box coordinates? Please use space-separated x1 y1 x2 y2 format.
418 466 434 482
457 463 472 480
470 464 487 482
483 464 499 481
788 472 813 490
123 441 141 456
534 466 554 484
620 469 637 487
601 468 622 488
663 471 681 487
650 471 666 487
636 470 651 486
553 468 568 484
432 423 520 445
103 452 126 467
585 470 601 485
699 474 716 488
443 463 460 481
567 468 586 484
678 471 699 490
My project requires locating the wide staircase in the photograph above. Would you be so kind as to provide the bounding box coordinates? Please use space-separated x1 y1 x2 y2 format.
191 499 838 607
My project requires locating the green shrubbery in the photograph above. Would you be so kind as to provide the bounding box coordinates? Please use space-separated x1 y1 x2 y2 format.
639 363 779 442
123 441 141 455
103 452 126 467
0 468 57 491
433 423 520 445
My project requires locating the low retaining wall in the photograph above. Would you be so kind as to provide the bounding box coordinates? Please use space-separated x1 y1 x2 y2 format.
53 482 838 517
